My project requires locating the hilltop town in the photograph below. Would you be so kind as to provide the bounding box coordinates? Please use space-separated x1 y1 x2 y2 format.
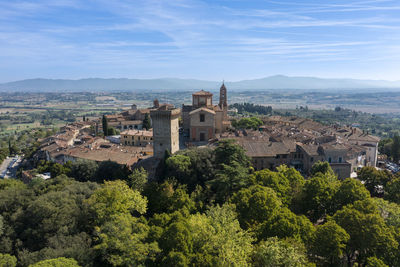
3 1 400 266
35 84 380 180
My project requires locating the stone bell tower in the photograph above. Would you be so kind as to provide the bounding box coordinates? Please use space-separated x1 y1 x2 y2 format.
219 82 227 111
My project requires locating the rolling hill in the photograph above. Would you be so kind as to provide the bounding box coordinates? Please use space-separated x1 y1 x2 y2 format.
1 75 400 92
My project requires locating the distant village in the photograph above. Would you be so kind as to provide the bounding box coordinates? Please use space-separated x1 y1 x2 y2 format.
36 84 380 180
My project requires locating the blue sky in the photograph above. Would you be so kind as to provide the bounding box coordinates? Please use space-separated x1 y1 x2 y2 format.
1 0 400 83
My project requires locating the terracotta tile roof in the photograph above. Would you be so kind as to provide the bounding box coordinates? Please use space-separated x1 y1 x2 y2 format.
62 144 153 166
189 107 216 115
298 143 320 156
320 142 349 151
348 133 380 142
137 108 151 113
193 90 213 96
121 129 153 137
108 120 142 125
235 140 292 157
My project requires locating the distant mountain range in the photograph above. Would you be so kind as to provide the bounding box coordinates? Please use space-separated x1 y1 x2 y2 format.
1 75 400 92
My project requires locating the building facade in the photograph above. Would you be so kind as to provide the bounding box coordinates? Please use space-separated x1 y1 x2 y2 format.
189 107 216 141
182 83 230 142
121 129 153 146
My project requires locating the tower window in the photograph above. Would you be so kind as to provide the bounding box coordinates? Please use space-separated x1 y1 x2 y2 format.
200 114 205 122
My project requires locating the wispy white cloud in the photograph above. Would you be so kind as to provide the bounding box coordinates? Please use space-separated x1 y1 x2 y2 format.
0 0 399 81
0 0 81 18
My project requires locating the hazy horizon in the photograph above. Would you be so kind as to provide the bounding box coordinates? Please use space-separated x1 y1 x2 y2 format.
2 74 400 85
2 75 400 92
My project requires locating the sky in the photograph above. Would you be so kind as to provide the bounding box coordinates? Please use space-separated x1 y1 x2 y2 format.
1 0 400 83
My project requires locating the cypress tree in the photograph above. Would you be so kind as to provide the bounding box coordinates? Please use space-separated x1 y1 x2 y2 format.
8 139 12 156
143 113 151 130
392 134 400 163
102 115 108 136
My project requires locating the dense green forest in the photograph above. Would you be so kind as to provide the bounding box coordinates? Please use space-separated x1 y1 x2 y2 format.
1 140 400 266
230 103 273 115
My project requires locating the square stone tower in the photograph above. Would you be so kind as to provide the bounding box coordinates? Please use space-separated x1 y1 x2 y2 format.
150 106 181 158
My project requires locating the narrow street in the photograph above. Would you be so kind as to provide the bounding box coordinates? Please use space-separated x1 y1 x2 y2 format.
0 155 22 178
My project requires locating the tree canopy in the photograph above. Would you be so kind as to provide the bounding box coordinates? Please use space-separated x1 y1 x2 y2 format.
29 257 80 267
232 117 263 130
1 137 400 267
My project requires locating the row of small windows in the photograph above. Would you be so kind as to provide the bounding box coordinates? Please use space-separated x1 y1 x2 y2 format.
293 153 304 159
274 153 304 159
123 135 153 141
124 141 152 145
328 157 343 163
252 155 344 165
118 125 140 130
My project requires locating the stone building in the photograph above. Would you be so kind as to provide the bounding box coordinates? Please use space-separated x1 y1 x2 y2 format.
101 99 168 132
121 129 153 146
150 105 181 158
231 137 355 179
348 129 379 167
216 116 380 179
182 83 230 142
104 107 148 131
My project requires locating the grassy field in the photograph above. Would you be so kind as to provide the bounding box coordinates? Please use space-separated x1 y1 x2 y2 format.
0 120 65 136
